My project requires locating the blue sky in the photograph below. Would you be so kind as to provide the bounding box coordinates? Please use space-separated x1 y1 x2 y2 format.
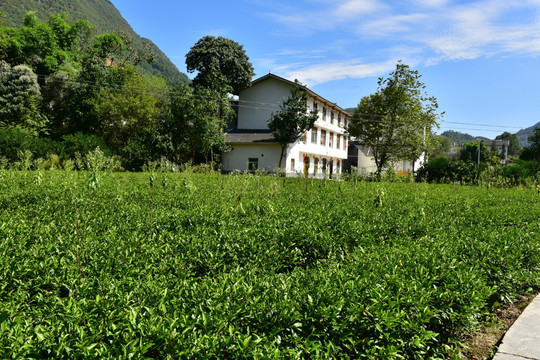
110 0 540 138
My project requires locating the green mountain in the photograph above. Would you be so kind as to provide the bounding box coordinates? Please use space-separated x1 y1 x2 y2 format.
516 121 540 148
0 0 189 85
439 130 475 145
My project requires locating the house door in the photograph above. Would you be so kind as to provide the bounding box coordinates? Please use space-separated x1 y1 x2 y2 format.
329 159 333 179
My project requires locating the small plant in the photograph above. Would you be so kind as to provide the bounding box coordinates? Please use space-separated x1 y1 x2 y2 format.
373 187 385 207
17 149 33 170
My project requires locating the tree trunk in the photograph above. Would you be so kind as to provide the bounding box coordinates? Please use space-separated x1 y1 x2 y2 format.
278 146 285 169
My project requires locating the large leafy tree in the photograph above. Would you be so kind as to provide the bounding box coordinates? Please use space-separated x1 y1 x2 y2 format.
495 131 521 156
348 61 441 177
168 82 234 164
267 86 318 168
185 36 254 94
0 60 47 134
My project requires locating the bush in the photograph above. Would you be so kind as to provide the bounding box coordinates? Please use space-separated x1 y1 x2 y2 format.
60 132 114 159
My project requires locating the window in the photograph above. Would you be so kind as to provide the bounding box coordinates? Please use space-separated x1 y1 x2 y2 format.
290 158 295 172
323 107 327 121
344 117 348 128
329 132 334 148
311 127 317 143
330 111 334 124
248 158 258 171
320 130 326 146
314 158 319 174
313 102 318 112
337 135 341 149
343 137 347 150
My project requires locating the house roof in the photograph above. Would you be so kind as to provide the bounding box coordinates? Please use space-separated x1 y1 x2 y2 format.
225 129 277 144
250 73 350 117
348 141 372 156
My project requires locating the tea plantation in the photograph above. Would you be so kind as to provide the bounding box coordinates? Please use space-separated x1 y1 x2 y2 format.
1 171 539 359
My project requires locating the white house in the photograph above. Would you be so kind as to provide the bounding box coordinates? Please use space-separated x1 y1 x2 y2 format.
343 141 425 175
223 73 350 177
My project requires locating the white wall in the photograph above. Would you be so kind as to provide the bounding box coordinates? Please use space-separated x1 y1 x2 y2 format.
238 78 291 129
222 144 282 172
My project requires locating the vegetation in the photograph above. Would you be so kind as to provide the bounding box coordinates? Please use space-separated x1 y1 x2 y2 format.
0 170 538 358
0 13 240 170
516 121 540 148
495 131 521 156
185 35 254 94
439 130 475 146
348 61 442 177
520 127 540 161
268 86 318 168
0 0 189 85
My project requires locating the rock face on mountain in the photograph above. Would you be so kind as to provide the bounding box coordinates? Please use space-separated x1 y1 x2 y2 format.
0 0 189 85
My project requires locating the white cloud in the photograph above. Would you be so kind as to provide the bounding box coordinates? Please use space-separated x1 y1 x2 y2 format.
283 59 398 85
256 0 540 85
332 0 387 18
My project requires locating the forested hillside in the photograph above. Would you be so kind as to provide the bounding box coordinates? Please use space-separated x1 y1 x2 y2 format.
0 0 189 85
516 121 540 148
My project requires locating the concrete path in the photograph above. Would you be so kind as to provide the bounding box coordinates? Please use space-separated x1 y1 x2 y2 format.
492 294 540 360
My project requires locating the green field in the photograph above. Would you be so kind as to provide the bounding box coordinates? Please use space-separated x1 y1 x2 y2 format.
1 171 539 359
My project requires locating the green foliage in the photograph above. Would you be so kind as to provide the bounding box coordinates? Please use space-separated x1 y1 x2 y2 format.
429 135 452 158
439 130 475 146
0 172 538 358
268 86 318 168
0 61 47 134
185 35 254 94
520 127 540 161
495 131 521 156
0 0 189 85
348 61 442 178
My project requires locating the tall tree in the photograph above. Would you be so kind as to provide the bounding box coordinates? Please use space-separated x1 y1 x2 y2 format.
495 131 521 156
267 86 318 168
0 60 47 134
348 61 441 178
185 36 254 94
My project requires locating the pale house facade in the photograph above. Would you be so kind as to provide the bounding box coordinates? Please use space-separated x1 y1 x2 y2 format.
223 73 350 177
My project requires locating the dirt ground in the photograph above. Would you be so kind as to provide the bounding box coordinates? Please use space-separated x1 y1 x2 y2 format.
461 294 537 360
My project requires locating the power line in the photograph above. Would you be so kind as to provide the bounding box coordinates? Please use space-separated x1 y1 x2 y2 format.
1 68 532 135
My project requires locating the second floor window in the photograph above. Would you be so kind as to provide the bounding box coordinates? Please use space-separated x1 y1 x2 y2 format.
320 130 326 146
311 127 317 143
329 132 334 147
337 135 341 149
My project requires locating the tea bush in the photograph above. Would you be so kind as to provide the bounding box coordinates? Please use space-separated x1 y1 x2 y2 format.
0 172 538 358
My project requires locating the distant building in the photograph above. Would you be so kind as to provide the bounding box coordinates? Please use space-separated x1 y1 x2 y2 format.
223 73 350 177
476 138 510 164
342 141 425 175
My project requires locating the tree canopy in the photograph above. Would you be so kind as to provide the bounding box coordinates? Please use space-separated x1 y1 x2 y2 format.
185 36 254 94
0 12 238 170
348 61 441 177
267 86 318 168
520 127 540 161
495 131 521 156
